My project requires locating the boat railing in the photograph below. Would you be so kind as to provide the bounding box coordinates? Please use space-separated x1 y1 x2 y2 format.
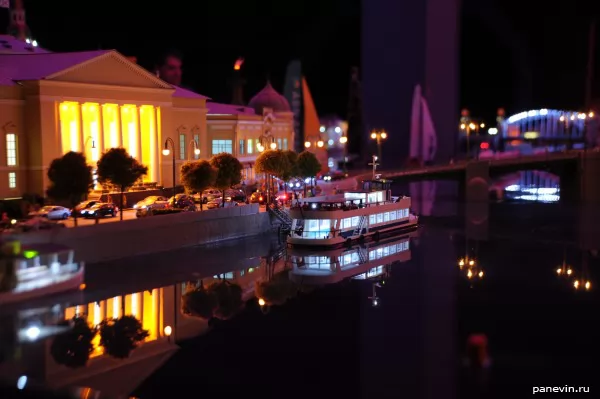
290 198 405 212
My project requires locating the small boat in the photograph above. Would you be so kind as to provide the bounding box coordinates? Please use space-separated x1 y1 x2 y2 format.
287 178 418 248
0 241 84 305
287 234 413 285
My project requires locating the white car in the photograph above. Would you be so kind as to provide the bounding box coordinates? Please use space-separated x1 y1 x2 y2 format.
196 189 222 203
29 206 71 220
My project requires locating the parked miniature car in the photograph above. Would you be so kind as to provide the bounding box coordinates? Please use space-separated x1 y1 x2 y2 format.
135 196 168 217
29 206 71 220
167 194 196 211
196 189 222 204
81 203 118 218
72 200 99 217
225 189 246 202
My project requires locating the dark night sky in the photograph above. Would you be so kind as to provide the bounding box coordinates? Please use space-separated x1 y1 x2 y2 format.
4 0 600 125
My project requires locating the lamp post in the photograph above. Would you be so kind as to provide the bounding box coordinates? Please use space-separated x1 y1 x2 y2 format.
84 136 96 150
257 134 276 152
257 134 277 203
370 130 387 163
188 139 200 160
339 135 348 173
162 138 176 198
460 123 477 159
84 136 97 193
304 133 324 149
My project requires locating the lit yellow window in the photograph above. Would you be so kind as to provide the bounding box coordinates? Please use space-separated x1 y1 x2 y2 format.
6 133 17 166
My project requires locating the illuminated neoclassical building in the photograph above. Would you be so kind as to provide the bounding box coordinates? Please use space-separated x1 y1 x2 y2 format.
0 48 209 199
0 45 295 199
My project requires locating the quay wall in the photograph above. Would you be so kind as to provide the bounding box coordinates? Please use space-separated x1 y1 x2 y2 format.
12 204 272 263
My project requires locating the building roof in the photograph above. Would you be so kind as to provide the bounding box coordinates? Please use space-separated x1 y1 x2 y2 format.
173 85 210 100
0 50 111 82
0 35 50 54
247 82 291 114
207 101 256 115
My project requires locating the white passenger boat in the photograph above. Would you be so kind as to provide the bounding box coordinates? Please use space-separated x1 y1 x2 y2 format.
287 179 418 248
287 234 413 285
0 241 84 305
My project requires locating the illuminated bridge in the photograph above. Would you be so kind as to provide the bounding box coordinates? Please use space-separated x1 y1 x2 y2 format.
501 109 595 150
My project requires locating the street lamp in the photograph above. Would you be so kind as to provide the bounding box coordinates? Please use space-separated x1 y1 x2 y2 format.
460 123 478 158
304 132 324 149
370 130 387 162
339 135 348 173
84 136 98 191
188 139 200 160
258 134 276 152
84 136 96 150
162 138 176 198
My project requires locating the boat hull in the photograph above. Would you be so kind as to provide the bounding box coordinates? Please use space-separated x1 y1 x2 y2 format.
0 266 84 305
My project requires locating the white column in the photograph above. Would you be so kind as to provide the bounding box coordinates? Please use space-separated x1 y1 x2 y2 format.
78 103 85 152
98 104 105 153
136 105 142 162
154 107 160 184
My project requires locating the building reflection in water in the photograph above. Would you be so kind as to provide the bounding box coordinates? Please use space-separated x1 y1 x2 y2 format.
0 233 420 397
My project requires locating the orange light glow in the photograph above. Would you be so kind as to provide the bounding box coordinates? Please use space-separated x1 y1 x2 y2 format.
102 104 120 148
140 105 157 182
234 57 244 70
64 288 164 358
143 289 159 340
121 105 139 158
82 102 101 162
59 101 81 153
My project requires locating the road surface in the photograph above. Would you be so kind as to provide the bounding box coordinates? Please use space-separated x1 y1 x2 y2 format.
64 209 137 227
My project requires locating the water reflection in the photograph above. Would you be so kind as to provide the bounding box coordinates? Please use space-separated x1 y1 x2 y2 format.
4 190 600 397
0 232 418 397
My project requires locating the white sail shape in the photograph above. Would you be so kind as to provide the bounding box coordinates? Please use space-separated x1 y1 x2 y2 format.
420 96 437 163
409 85 422 159
408 84 438 216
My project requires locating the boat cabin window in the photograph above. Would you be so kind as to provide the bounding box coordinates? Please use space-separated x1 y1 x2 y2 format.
344 192 367 201
362 180 392 192
296 219 333 238
367 191 384 203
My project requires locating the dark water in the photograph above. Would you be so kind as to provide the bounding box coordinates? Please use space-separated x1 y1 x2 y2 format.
2 182 600 398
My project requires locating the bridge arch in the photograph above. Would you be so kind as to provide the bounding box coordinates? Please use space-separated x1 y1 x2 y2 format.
502 109 593 146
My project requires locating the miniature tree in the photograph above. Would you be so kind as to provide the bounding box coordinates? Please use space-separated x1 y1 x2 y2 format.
296 151 322 196
208 280 244 320
180 160 216 211
282 150 299 182
96 148 148 220
181 281 218 320
209 153 243 207
46 152 94 227
99 315 149 359
255 150 292 202
50 316 97 368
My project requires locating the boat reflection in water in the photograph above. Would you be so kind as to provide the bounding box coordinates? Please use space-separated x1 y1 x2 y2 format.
287 233 415 285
